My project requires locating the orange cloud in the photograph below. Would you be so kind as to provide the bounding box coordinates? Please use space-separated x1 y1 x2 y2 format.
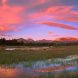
48 32 54 35
38 21 78 30
0 25 17 32
55 37 78 41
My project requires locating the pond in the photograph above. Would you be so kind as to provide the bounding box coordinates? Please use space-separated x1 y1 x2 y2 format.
0 55 78 78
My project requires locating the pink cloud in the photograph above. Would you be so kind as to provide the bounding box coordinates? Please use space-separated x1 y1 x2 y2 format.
2 0 7 5
29 12 44 19
60 17 78 22
0 6 24 25
45 6 73 15
45 6 78 22
30 6 78 22
0 0 25 32
38 21 78 30
0 25 17 32
36 0 49 4
0 0 78 33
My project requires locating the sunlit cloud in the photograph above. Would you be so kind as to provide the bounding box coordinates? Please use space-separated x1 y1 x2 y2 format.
0 25 17 32
2 0 7 5
0 0 25 32
0 0 78 39
38 21 78 30
48 32 54 35
30 6 78 22
55 37 78 41
0 6 24 24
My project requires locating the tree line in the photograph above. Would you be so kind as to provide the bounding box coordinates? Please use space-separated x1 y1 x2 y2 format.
0 38 78 46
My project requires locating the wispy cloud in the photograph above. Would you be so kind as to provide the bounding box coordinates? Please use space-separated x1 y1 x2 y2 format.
38 21 78 30
55 37 78 41
30 6 78 22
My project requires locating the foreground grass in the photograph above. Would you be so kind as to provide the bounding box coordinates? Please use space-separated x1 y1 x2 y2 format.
0 46 78 64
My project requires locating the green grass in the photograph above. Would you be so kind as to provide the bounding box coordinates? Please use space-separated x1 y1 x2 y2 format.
0 46 78 64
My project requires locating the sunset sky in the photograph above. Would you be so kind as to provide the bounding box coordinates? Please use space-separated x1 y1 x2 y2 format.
0 0 78 40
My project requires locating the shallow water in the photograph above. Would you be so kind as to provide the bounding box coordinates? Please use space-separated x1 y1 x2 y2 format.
5 48 16 51
0 55 78 78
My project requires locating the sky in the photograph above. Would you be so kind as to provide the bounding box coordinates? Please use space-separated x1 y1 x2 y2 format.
0 0 78 40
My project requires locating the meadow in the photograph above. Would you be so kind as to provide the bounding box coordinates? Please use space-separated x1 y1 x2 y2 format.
0 45 78 64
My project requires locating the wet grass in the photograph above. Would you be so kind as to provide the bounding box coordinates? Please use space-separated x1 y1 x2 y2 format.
0 46 78 64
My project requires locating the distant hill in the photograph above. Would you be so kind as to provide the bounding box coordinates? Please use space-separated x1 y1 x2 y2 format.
17 38 34 43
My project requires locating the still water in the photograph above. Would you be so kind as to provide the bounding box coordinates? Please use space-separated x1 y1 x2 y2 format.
0 55 78 78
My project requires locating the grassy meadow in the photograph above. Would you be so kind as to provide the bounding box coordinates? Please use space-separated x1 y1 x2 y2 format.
0 46 78 64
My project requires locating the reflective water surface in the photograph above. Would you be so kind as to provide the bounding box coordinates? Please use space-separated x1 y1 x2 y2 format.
0 55 78 78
